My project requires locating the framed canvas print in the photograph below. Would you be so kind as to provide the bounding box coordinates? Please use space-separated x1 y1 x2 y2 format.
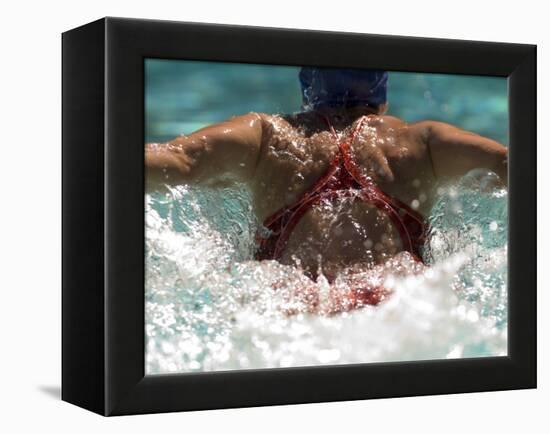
62 17 536 416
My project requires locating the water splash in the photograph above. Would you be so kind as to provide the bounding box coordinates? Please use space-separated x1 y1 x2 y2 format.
145 171 507 374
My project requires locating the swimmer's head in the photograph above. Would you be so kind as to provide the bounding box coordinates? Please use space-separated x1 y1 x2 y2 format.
299 67 388 112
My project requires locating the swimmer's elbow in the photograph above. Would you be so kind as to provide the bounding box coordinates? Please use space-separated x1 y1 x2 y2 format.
145 142 195 189
493 147 508 187
145 112 267 188
424 121 508 186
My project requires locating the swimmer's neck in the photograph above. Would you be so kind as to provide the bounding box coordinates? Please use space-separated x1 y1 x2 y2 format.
308 104 386 123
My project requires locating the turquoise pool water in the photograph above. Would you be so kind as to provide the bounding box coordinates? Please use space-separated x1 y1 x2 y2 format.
144 60 508 374
145 60 508 145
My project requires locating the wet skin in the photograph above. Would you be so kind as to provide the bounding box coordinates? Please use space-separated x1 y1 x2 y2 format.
145 105 508 279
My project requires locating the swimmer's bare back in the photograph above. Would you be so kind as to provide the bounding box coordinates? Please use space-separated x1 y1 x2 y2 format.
145 108 507 277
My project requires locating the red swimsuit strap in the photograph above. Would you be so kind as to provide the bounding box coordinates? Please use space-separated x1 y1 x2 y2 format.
262 118 363 228
320 114 426 253
257 114 427 260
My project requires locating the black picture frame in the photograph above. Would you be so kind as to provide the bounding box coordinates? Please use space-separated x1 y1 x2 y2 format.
62 17 536 416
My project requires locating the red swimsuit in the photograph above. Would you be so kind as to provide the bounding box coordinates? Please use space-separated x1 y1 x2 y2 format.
255 114 428 306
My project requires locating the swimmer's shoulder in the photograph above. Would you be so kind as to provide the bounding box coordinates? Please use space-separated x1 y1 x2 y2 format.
249 111 294 132
224 111 283 129
372 114 408 128
224 112 296 147
253 111 322 140
375 115 431 143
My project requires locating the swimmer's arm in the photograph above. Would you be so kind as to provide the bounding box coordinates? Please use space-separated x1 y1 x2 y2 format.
417 121 508 185
145 112 265 189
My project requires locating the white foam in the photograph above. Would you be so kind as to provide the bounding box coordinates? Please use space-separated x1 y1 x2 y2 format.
145 176 507 374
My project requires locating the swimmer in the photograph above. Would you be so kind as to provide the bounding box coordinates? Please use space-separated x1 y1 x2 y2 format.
145 68 508 314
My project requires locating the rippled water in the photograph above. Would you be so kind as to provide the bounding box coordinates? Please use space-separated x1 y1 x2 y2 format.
145 171 507 374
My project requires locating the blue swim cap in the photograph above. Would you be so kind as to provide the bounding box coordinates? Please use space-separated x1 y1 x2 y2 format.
299 67 388 110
